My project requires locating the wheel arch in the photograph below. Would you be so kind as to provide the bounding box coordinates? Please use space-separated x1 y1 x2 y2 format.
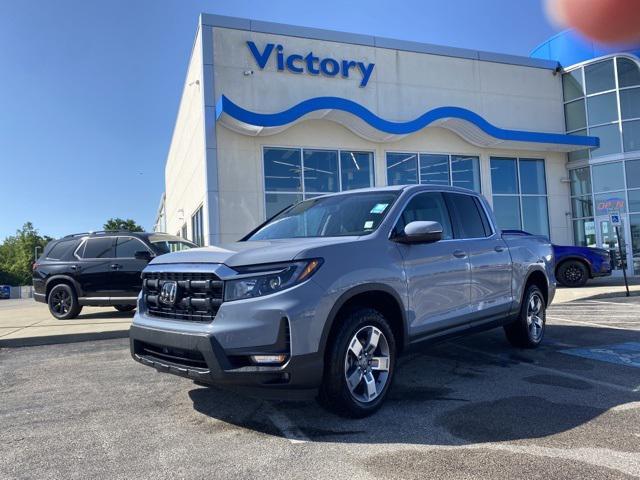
45 275 82 300
523 268 549 306
319 284 407 358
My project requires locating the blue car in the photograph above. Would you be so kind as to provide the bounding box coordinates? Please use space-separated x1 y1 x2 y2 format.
553 244 612 287
0 285 10 299
503 230 611 287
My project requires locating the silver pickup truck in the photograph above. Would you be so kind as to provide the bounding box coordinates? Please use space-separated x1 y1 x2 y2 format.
130 185 555 417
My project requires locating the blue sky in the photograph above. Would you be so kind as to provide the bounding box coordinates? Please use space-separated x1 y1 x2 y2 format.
0 0 558 240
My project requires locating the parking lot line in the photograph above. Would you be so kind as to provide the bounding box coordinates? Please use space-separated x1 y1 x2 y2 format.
265 405 310 444
549 316 639 331
452 343 639 394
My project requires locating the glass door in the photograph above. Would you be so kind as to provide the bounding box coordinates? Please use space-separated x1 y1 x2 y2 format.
596 216 632 275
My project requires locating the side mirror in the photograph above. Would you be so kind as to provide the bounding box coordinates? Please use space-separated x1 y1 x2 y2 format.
395 221 443 244
134 250 154 262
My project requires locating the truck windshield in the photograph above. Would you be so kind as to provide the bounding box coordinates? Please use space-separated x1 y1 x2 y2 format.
247 191 399 240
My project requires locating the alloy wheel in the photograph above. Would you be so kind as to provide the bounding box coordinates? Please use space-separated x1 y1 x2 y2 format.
51 289 71 316
565 265 584 284
526 293 545 341
343 325 391 403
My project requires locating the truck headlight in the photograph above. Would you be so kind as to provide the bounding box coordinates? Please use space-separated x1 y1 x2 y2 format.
224 259 322 302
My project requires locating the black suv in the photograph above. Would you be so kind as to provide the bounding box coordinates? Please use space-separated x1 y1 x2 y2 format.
33 231 196 319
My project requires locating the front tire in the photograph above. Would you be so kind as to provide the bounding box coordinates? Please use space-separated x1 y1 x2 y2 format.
48 284 82 320
319 308 396 418
504 284 546 348
557 260 589 287
114 305 136 312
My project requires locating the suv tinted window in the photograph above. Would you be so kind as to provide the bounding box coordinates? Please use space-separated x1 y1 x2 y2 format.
397 192 453 239
116 237 150 258
82 237 115 258
445 193 488 238
45 240 78 260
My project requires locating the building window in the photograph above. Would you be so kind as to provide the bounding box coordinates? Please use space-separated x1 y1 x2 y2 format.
386 152 481 192
490 157 549 237
563 56 640 159
191 206 203 246
263 147 374 219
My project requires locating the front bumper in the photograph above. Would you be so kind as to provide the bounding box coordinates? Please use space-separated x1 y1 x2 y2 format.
130 324 322 389
130 276 331 390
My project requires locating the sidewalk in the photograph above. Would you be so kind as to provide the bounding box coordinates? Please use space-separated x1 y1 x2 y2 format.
0 299 132 348
553 276 640 303
2 276 639 348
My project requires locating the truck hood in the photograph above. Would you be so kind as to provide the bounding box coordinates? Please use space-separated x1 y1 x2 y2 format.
149 237 358 268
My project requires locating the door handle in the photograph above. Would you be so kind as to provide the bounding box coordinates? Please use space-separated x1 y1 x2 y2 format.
495 245 505 252
110 264 121 270
453 250 467 259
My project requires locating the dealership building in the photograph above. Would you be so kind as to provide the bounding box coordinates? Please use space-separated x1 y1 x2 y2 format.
155 14 640 276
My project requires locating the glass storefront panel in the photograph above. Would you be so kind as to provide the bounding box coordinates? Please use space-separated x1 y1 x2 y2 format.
565 99 587 131
571 195 594 218
568 130 589 161
620 87 640 120
630 213 640 272
451 155 481 192
587 92 618 125
419 154 449 186
617 57 640 88
598 218 628 271
492 196 521 230
589 124 622 158
522 196 550 237
340 151 374 191
490 158 518 194
563 70 584 101
626 159 640 189
570 167 592 195
387 153 418 185
263 147 302 192
594 191 627 215
265 193 303 219
592 162 625 192
302 149 339 193
585 59 615 94
519 159 546 194
622 120 640 152
573 218 596 247
628 189 640 213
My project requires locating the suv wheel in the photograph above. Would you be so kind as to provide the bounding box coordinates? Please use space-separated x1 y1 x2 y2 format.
48 284 82 320
557 260 588 287
319 308 396 418
504 284 546 348
114 305 136 312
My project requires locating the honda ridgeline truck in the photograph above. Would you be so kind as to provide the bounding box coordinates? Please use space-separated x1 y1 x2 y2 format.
130 185 555 417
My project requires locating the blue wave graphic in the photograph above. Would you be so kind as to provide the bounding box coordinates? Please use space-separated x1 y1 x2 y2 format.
216 95 599 147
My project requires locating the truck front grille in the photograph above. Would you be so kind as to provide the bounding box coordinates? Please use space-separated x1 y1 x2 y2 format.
142 271 223 322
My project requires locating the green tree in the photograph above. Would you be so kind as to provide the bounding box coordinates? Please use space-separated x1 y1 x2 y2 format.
0 222 52 286
103 218 144 232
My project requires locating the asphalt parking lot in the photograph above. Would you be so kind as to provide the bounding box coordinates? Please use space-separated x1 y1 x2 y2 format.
2 297 639 479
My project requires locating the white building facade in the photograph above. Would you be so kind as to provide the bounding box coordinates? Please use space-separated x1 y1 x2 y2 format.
160 14 640 276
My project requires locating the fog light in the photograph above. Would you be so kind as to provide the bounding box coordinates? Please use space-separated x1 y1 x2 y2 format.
250 354 287 365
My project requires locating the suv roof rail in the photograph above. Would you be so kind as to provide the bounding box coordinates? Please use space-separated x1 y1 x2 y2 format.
61 230 141 239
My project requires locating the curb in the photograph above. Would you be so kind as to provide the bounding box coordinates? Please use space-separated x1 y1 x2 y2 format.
0 329 130 348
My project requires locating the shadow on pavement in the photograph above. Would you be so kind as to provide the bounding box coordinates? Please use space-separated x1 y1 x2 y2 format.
188 324 640 446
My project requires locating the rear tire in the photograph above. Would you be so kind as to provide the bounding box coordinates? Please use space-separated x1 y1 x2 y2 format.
557 260 589 287
504 284 546 349
319 308 396 418
114 305 136 312
48 284 82 320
